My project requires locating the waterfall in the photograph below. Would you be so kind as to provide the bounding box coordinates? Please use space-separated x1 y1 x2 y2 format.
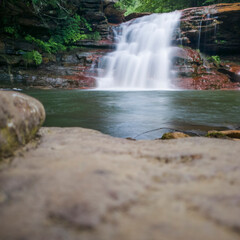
97 12 181 90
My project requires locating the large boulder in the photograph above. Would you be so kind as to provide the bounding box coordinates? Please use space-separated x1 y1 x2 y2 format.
0 91 45 159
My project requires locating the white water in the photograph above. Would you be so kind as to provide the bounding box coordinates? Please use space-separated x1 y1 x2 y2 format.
97 12 181 90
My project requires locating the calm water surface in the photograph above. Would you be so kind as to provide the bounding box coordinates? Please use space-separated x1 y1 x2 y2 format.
23 89 240 139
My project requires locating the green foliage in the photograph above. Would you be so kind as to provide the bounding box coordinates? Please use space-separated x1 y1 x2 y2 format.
25 35 67 53
51 15 90 45
214 39 227 44
207 55 221 65
2 0 98 56
23 50 42 65
24 12 97 54
117 0 240 14
87 32 101 41
4 26 15 34
4 26 19 38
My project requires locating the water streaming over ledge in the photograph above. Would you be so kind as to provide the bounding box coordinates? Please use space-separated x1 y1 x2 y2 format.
97 11 181 90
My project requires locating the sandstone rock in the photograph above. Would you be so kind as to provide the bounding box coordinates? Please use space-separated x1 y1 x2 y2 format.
0 91 45 159
161 132 190 140
0 128 240 240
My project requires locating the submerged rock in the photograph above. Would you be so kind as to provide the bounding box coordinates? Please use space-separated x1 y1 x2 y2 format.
0 91 45 159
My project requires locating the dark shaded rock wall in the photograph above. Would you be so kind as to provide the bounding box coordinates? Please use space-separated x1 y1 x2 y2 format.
178 3 240 54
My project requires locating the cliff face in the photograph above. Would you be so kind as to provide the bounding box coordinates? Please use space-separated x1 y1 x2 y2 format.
0 2 240 90
178 3 240 54
0 0 115 89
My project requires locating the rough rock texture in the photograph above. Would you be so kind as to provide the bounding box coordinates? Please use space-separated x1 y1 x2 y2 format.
172 47 240 90
79 0 109 38
0 127 240 240
103 2 125 24
178 3 240 54
0 48 112 89
0 91 45 159
0 0 114 89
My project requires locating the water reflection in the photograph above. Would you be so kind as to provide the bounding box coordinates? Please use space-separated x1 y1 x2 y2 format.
23 90 240 139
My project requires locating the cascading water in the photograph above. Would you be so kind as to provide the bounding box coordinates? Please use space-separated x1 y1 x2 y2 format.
97 12 181 90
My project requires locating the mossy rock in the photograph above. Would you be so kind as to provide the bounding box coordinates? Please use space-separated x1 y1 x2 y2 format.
161 132 190 140
207 130 240 139
0 91 45 160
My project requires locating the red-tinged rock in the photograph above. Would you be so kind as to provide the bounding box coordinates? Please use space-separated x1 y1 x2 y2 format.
172 46 240 90
219 63 240 82
64 73 96 89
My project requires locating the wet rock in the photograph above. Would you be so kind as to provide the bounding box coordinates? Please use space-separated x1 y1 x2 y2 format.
0 48 109 89
219 63 240 83
75 40 114 49
179 3 240 54
125 12 151 21
172 47 240 90
0 91 45 159
161 132 190 140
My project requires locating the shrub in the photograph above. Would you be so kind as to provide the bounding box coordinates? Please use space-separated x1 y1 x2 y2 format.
23 50 42 65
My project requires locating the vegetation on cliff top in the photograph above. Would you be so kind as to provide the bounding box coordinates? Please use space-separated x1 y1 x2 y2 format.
117 0 240 15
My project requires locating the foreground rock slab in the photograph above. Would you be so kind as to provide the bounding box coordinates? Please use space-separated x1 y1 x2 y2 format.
0 91 45 159
0 127 240 240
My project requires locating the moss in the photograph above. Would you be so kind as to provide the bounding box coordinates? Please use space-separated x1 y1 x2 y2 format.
0 128 19 160
206 131 228 139
0 124 41 160
162 133 174 140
